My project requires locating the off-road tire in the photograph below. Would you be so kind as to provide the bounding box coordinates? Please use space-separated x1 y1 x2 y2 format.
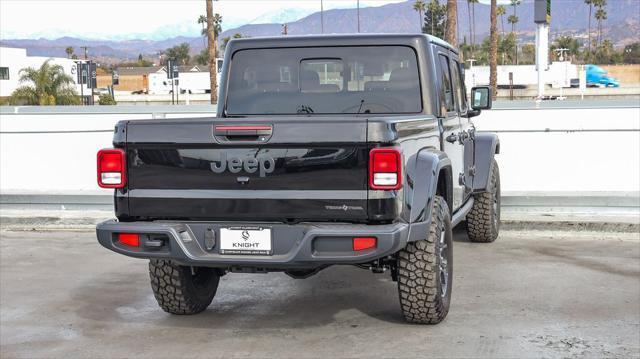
397 195 452 324
149 260 220 315
466 159 501 243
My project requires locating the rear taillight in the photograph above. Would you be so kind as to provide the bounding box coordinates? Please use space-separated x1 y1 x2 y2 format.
118 233 139 247
353 237 377 251
369 148 402 190
97 149 126 188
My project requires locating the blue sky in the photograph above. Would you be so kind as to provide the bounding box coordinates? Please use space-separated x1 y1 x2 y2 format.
0 0 406 40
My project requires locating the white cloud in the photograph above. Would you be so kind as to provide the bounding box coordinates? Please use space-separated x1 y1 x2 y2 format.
0 0 406 40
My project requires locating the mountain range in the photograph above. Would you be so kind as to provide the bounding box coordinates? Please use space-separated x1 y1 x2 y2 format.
1 0 638 64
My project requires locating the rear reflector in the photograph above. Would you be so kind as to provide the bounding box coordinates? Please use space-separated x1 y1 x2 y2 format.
369 148 402 190
118 233 139 247
353 237 377 251
97 149 126 188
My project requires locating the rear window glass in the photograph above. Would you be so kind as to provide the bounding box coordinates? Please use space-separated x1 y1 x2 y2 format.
226 46 422 115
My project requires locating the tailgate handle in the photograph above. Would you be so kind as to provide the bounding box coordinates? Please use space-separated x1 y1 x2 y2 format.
214 125 272 143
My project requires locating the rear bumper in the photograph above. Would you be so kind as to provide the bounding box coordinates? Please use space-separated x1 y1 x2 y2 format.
96 220 409 269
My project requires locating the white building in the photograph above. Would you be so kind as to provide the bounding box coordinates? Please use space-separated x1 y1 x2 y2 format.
147 62 223 95
0 46 84 98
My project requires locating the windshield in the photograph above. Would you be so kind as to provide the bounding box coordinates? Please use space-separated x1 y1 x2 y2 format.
226 46 422 115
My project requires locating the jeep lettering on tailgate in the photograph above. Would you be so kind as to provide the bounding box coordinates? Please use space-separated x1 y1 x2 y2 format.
210 153 275 177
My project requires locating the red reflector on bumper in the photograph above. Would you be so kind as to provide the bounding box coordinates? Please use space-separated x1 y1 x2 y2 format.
353 237 377 251
118 233 140 247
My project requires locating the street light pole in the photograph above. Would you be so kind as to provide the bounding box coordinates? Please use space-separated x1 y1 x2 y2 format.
321 0 324 34
534 0 551 100
535 22 549 99
357 0 360 33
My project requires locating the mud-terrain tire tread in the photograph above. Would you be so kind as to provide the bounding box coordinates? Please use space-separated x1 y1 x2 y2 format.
466 159 500 243
149 259 219 315
397 196 452 324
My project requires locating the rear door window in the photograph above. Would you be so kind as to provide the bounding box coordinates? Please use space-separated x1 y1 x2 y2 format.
450 59 467 113
438 54 455 113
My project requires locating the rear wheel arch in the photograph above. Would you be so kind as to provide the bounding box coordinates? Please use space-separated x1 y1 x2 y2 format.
405 149 452 241
472 133 500 192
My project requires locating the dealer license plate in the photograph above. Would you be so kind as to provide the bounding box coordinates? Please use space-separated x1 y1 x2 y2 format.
219 227 272 255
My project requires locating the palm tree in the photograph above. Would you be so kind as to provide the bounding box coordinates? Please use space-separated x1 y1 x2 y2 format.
212 13 223 38
601 39 613 56
445 0 457 46
466 0 472 46
489 0 497 100
508 0 520 65
200 13 222 47
585 0 593 54
10 59 80 105
594 0 607 48
507 15 518 33
497 5 506 37
65 46 74 59
552 36 581 61
413 0 426 32
206 0 218 104
197 15 207 47
510 0 521 30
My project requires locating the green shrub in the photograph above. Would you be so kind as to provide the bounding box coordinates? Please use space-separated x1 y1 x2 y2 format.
98 93 117 105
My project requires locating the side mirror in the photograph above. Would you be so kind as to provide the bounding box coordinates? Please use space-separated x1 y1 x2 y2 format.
471 86 492 110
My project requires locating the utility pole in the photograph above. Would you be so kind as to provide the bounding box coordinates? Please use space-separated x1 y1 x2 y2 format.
357 0 360 33
534 0 551 99
282 24 288 35
80 46 88 60
75 61 85 105
77 46 89 104
321 0 324 34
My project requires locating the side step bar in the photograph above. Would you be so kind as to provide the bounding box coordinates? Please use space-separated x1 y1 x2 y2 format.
451 197 474 227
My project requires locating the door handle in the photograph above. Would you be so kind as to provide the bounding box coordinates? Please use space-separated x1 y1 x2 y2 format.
213 124 272 143
445 133 458 143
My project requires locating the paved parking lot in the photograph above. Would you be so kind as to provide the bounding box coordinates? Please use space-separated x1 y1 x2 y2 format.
1 228 639 358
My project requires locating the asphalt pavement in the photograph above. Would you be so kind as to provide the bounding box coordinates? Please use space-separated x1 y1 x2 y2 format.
1 228 639 358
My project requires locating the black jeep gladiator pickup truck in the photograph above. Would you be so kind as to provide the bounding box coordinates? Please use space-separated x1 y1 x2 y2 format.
96 34 500 324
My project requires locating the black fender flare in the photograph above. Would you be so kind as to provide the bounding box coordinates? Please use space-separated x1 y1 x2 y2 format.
472 132 500 193
404 148 452 242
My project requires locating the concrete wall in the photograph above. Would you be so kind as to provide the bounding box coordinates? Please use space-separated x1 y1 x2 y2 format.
1 102 638 198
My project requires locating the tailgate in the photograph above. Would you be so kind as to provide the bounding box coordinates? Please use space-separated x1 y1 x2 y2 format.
124 117 369 222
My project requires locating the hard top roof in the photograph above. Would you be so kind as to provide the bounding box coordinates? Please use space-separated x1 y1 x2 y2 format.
226 33 457 54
